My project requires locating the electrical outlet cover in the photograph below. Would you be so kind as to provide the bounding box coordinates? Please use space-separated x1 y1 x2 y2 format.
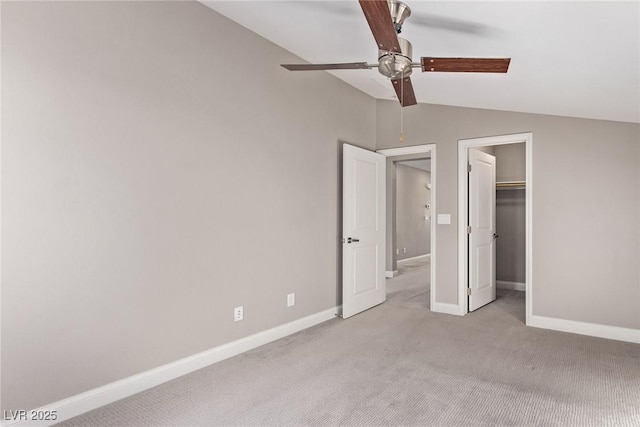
234 306 243 321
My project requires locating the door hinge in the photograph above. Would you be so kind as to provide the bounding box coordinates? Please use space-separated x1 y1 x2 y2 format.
467 226 472 234
467 288 472 296
467 164 472 173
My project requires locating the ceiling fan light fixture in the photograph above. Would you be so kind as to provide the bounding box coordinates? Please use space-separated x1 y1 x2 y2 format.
378 36 413 79
388 0 411 33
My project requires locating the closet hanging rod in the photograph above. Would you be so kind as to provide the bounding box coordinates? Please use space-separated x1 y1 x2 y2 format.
496 181 526 189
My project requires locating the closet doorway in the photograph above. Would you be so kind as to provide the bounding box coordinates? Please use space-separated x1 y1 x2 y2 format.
458 133 533 324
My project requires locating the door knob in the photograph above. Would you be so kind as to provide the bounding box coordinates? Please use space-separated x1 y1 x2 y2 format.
347 237 360 243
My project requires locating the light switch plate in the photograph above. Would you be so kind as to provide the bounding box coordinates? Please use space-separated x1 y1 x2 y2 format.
437 214 451 225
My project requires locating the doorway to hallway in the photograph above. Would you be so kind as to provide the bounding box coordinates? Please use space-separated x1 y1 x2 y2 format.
378 144 437 313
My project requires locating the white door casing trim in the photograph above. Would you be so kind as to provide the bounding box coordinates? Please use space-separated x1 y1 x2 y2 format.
430 302 461 316
458 133 533 321
0 308 338 427
377 144 438 314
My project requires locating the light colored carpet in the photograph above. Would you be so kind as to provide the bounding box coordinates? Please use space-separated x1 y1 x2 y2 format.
387 257 431 309
59 263 640 426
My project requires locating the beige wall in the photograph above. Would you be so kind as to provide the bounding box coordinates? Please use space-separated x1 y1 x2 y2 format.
495 143 526 182
395 164 430 260
495 143 526 283
1 1 376 411
496 189 526 283
376 101 640 329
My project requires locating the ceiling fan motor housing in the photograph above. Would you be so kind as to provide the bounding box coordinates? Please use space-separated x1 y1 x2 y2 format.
378 36 413 79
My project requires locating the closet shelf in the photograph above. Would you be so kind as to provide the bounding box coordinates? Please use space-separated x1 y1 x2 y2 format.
496 181 526 190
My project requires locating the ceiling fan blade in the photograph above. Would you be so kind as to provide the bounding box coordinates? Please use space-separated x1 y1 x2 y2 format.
421 57 511 73
281 62 371 71
391 76 417 107
359 0 401 53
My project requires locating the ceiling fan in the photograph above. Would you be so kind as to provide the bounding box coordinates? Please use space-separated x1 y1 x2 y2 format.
281 0 511 107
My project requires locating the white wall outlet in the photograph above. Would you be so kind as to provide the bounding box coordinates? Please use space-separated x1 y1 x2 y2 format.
234 306 243 322
396 248 399 255
287 293 295 307
403 248 407 253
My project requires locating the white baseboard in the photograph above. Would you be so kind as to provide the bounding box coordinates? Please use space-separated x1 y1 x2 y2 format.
2 307 338 427
496 280 526 292
385 270 398 278
431 302 464 316
528 315 640 344
398 253 430 264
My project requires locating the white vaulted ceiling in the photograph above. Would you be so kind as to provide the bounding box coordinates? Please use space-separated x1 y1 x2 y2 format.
202 1 640 123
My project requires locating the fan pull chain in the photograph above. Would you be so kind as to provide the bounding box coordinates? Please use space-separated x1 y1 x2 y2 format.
400 73 405 143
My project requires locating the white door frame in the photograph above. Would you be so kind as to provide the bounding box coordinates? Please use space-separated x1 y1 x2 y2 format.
377 144 438 313
458 133 533 323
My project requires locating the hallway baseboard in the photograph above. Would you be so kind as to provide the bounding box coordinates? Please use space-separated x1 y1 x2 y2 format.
497 280 525 291
398 254 430 264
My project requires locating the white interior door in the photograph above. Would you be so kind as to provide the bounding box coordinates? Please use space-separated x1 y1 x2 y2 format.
342 144 386 318
468 149 497 311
